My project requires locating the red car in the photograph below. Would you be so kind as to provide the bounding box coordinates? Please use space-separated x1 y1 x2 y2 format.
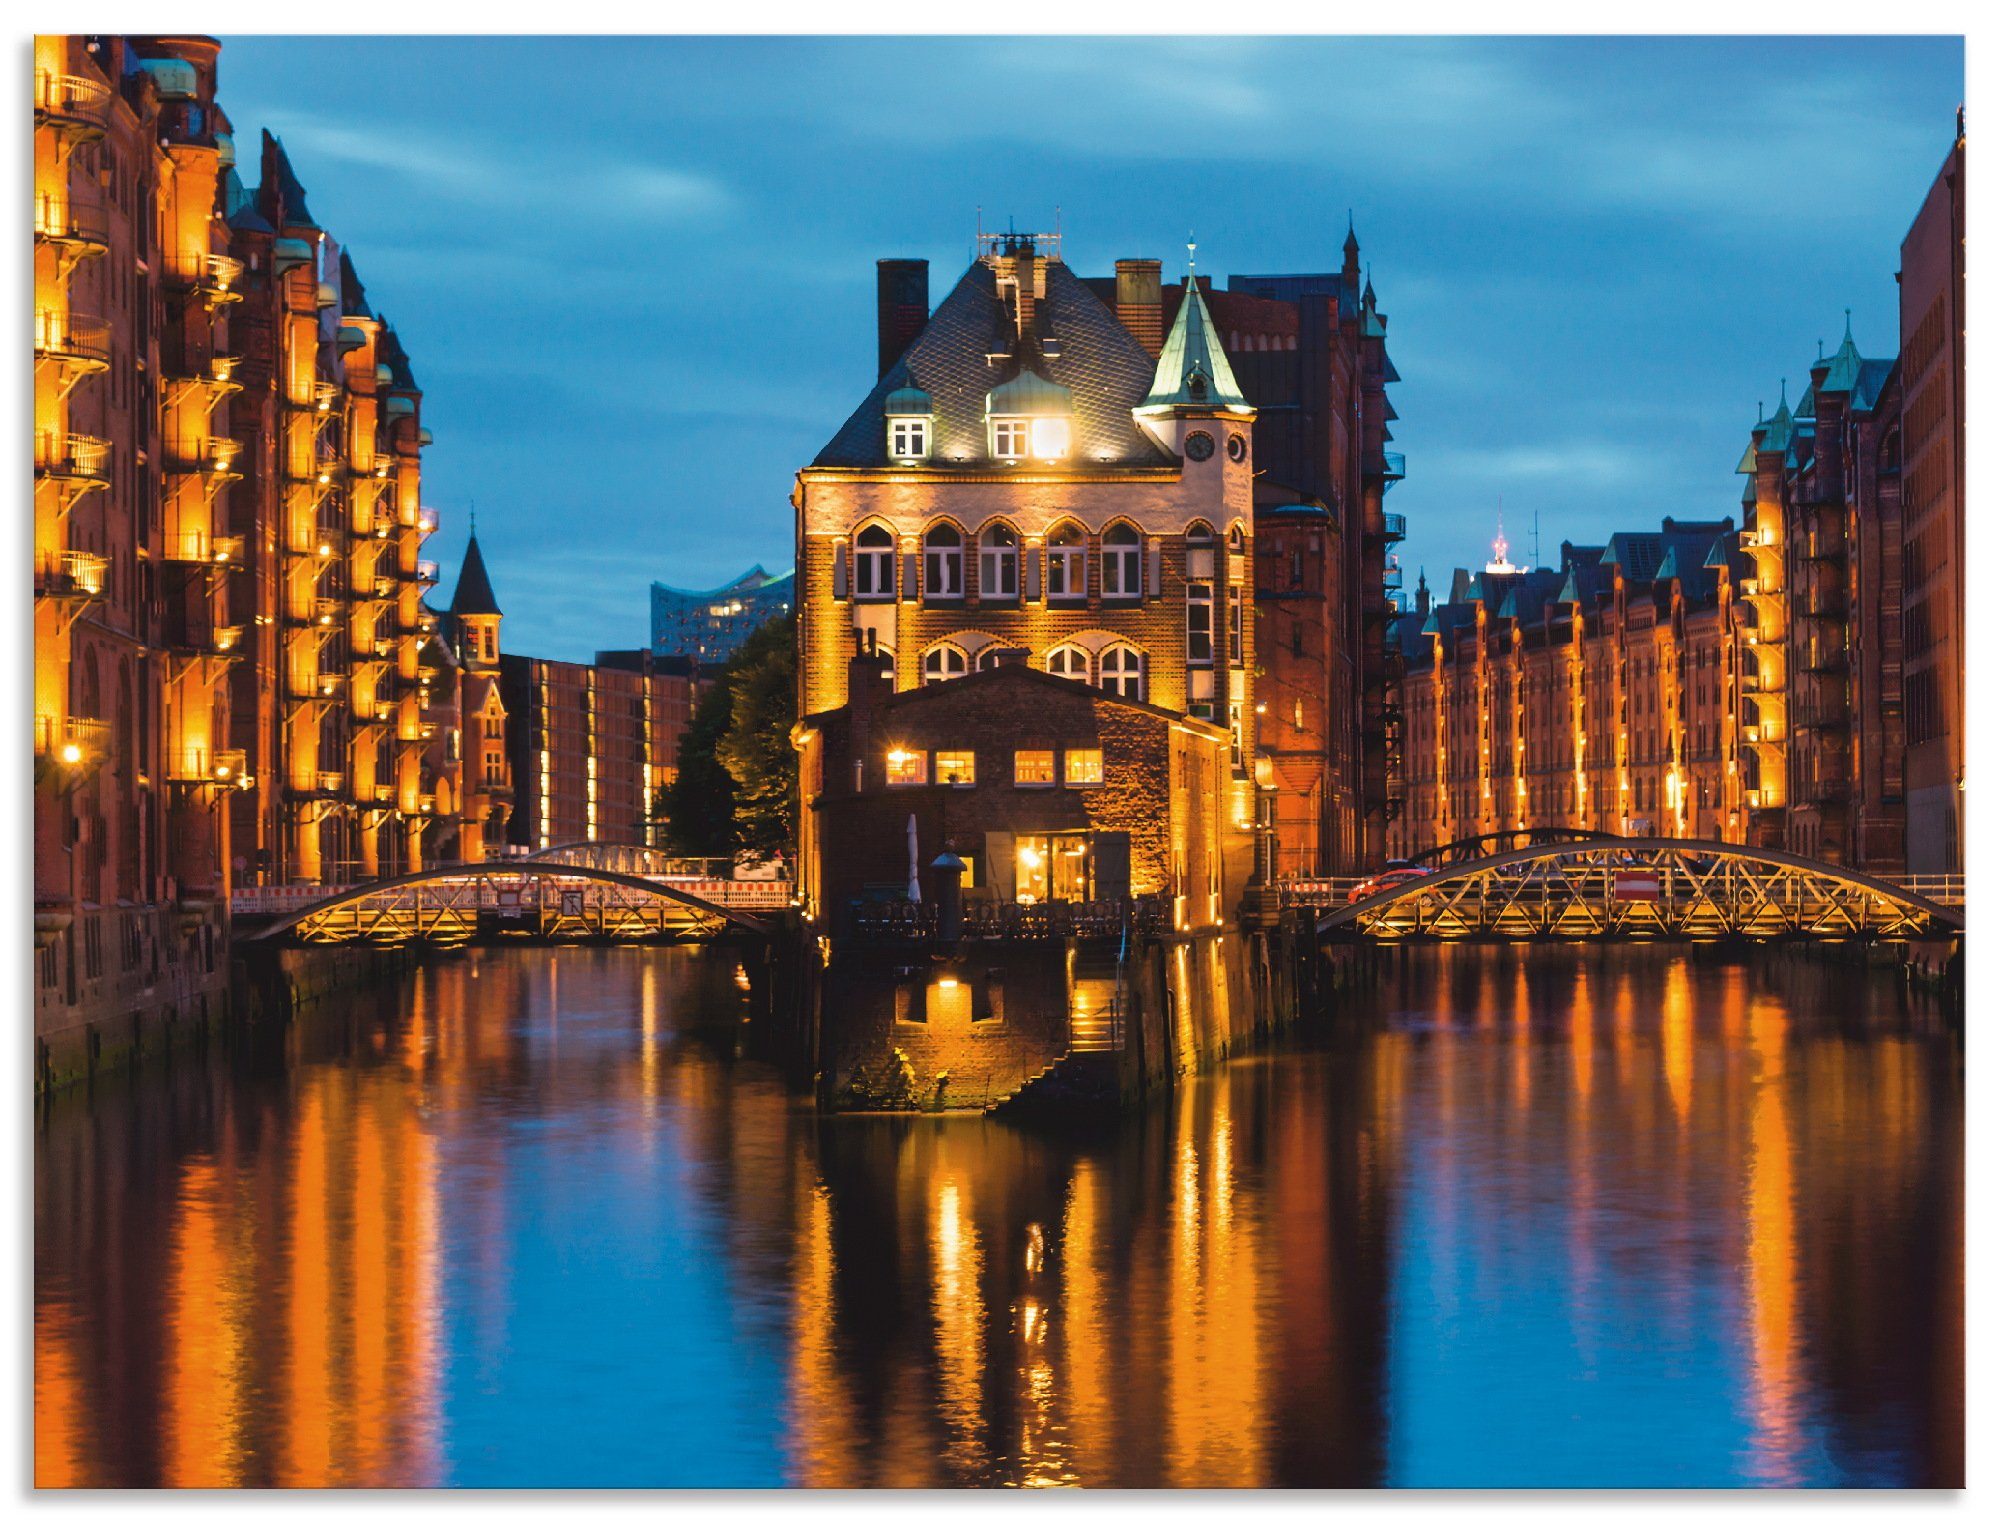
1347 866 1434 904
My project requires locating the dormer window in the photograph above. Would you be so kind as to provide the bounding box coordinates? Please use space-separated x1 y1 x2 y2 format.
985 367 1074 464
883 384 933 463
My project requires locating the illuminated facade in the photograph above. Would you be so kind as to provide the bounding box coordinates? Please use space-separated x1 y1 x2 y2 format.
794 232 1257 830
1388 520 1745 858
500 649 706 852
1082 235 1404 875
33 34 453 1084
220 131 444 884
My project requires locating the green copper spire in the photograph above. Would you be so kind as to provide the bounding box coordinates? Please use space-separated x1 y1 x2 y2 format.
1817 309 1865 394
1138 278 1248 412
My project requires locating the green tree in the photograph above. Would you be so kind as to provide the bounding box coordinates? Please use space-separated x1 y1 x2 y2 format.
660 611 797 857
662 680 739 855
717 616 798 856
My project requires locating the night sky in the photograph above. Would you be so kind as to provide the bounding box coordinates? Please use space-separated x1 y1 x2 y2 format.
214 35 1963 660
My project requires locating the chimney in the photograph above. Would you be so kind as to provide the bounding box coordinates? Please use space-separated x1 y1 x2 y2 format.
1115 259 1163 356
875 259 929 378
846 632 894 776
1012 247 1038 340
987 646 1030 669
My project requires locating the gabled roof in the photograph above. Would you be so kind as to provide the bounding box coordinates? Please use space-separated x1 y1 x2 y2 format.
449 532 501 617
812 259 1173 470
1140 278 1247 411
339 251 372 320
796 657 1230 739
379 324 418 391
260 130 317 230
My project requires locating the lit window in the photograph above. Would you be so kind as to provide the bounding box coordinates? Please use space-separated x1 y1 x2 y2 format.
1047 524 1085 601
922 644 966 684
854 524 895 600
887 748 927 786
1065 749 1103 787
979 523 1019 599
923 522 964 598
889 417 930 459
1228 586 1244 664
1014 750 1056 786
1030 416 1070 460
991 418 1029 460
1046 645 1089 682
936 750 976 786
1102 523 1142 599
1099 645 1145 701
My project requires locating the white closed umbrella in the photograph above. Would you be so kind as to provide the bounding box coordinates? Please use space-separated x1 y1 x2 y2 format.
907 814 922 902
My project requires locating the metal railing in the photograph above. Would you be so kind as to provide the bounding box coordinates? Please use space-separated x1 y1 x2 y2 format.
34 430 111 481
35 69 114 130
848 895 1168 942
34 309 111 366
35 550 108 599
33 193 109 248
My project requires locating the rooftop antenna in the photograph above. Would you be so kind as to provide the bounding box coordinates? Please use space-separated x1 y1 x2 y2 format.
1534 508 1541 569
1186 230 1197 281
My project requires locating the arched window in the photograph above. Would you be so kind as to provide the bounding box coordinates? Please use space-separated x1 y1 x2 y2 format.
1101 522 1142 600
922 643 967 685
923 522 963 599
1047 523 1085 602
854 524 895 600
1227 524 1246 557
978 523 1018 600
1099 645 1145 700
1046 645 1089 682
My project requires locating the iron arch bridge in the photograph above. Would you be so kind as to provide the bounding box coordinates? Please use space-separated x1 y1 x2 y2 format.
240 861 778 948
1405 827 1621 868
1319 839 1965 944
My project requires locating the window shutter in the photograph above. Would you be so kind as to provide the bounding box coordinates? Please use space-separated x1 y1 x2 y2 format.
902 550 919 602
832 542 848 599
1146 539 1162 598
1025 546 1042 602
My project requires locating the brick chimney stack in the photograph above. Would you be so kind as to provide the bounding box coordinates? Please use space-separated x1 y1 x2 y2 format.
1115 258 1163 356
875 259 929 378
1012 247 1038 340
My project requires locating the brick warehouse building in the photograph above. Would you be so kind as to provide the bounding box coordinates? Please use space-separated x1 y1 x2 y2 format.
1077 232 1403 876
33 35 465 1082
1389 322 1919 876
795 648 1242 1109
794 229 1261 844
1898 122 1965 874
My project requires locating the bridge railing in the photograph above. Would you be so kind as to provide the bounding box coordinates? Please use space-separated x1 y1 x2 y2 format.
1893 875 1964 906
232 871 793 919
1278 878 1372 909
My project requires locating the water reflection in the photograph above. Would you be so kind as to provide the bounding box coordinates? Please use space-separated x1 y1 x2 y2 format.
36 944 1960 1487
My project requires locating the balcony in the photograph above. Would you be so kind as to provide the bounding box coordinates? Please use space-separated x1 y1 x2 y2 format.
35 430 111 487
34 309 111 376
1803 588 1849 621
285 597 344 631
169 747 250 788
167 251 245 306
163 432 244 481
33 713 111 768
1373 511 1407 542
33 194 109 256
34 69 114 138
415 559 439 586
163 531 247 567
35 550 108 603
1382 557 1404 590
417 506 439 536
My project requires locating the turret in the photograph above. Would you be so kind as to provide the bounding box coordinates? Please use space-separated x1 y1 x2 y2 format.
449 528 502 670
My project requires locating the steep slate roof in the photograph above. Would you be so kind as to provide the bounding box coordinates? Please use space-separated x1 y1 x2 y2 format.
812 259 1175 470
260 130 317 229
449 532 501 617
223 167 274 234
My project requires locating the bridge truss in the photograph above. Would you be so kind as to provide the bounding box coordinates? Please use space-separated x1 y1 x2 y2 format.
1319 840 1964 944
244 862 775 947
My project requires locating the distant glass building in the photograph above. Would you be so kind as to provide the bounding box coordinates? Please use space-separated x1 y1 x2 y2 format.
649 566 794 664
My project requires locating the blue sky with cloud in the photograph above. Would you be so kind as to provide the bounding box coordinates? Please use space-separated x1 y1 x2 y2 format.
216 35 1962 659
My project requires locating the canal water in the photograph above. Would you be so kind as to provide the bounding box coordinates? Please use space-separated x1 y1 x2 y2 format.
35 944 1961 1488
